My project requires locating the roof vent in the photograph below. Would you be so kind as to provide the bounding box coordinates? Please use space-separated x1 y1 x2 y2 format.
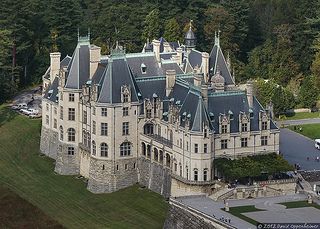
141 63 147 74
152 93 158 98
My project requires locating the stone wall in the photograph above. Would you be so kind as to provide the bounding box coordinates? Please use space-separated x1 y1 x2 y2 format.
54 143 80 175
40 126 58 159
138 157 171 198
171 178 211 197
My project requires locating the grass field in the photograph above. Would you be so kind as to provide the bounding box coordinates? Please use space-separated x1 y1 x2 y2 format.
279 201 320 210
278 112 320 120
0 105 168 229
224 205 263 225
288 123 320 139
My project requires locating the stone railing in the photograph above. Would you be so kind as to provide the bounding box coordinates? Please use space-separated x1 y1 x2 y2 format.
256 178 296 186
217 189 236 201
143 133 173 148
171 173 216 185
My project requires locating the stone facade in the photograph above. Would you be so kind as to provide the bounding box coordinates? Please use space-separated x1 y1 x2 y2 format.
54 143 80 175
40 126 58 160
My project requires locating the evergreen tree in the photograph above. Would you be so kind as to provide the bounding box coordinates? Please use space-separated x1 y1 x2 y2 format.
142 9 161 41
298 77 319 108
163 18 182 42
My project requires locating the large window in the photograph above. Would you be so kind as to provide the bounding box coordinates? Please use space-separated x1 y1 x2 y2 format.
92 107 96 115
241 123 248 132
123 94 129 103
68 147 74 155
101 123 108 136
262 121 268 130
60 106 63 120
261 136 268 146
194 169 198 181
59 126 63 141
203 169 208 181
101 143 108 157
92 141 96 155
83 111 87 124
221 139 228 149
146 109 152 118
92 121 96 135
53 118 57 129
68 108 75 121
221 124 227 134
204 143 208 153
68 128 75 142
120 142 131 156
46 115 49 125
101 108 107 117
122 122 129 135
241 138 248 147
144 123 154 135
194 143 198 153
69 93 75 102
123 107 129 116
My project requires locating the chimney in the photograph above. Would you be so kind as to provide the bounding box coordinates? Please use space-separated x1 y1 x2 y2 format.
246 81 253 108
163 42 171 52
153 39 160 62
166 70 176 96
201 52 209 83
89 45 101 79
176 47 183 66
201 84 208 109
50 52 61 84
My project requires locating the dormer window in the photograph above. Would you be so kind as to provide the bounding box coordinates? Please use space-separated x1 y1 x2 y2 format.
249 109 254 119
228 110 233 120
121 85 131 103
141 63 147 74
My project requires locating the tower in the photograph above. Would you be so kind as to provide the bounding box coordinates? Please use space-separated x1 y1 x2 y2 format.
185 20 196 49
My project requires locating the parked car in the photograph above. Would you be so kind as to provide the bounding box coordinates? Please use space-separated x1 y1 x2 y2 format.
20 108 39 116
12 103 27 110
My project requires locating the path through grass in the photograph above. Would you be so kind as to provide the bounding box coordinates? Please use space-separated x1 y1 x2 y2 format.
288 123 320 140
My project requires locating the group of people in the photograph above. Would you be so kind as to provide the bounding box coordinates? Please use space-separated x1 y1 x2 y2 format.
300 170 320 182
306 156 320 161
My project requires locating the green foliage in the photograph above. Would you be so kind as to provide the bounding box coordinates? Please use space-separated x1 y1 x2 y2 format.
163 18 182 42
215 153 293 181
298 76 319 108
142 9 161 41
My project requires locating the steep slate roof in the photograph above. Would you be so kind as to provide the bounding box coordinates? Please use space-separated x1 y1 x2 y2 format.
65 41 90 89
44 77 59 103
126 54 163 77
188 49 202 68
97 57 139 103
60 55 71 68
191 97 212 132
91 63 107 85
136 77 166 99
161 62 184 74
209 44 234 85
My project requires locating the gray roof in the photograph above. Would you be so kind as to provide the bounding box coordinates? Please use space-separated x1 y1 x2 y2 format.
97 57 139 103
60 55 71 68
44 77 59 103
185 28 195 40
127 54 163 77
188 49 202 68
65 43 90 89
209 45 234 85
136 78 166 99
161 62 184 74
92 63 107 85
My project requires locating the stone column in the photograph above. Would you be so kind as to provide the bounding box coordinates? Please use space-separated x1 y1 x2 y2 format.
225 201 229 212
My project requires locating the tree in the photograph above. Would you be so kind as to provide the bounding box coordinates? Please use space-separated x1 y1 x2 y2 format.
163 18 182 42
298 76 319 108
142 9 161 41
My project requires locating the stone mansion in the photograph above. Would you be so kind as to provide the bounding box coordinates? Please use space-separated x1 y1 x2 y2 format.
40 26 279 196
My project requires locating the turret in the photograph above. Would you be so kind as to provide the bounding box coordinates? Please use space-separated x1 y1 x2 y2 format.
185 20 196 49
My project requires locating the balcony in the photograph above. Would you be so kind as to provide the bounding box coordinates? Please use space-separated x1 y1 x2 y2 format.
142 133 173 148
171 173 216 185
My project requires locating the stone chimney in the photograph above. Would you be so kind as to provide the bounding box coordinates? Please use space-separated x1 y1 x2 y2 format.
166 70 176 96
201 52 209 83
201 84 208 109
50 52 61 84
153 39 160 62
163 42 171 52
89 45 101 79
246 81 254 108
176 47 183 66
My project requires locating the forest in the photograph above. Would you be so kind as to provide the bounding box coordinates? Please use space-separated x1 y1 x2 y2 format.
1 0 320 114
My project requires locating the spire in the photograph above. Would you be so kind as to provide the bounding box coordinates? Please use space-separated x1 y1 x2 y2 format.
189 19 193 30
226 51 231 71
215 30 220 46
185 19 196 49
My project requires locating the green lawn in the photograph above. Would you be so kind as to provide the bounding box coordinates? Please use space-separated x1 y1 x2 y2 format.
224 205 263 225
288 123 320 139
278 112 320 120
279 201 320 210
0 105 168 229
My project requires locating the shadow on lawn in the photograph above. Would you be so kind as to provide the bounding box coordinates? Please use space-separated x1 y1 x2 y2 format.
0 106 18 127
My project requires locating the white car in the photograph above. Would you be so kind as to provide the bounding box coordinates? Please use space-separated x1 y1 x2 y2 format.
315 139 320 150
20 108 39 116
12 103 27 110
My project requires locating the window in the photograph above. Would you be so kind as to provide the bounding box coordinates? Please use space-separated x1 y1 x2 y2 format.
241 123 248 132
123 94 129 103
221 124 227 134
204 143 208 153
92 141 96 155
59 126 63 141
221 139 228 149
101 123 108 136
46 103 49 111
120 142 131 156
241 138 248 147
116 165 119 171
123 107 129 116
83 131 87 147
125 164 128 170
203 169 208 181
174 163 177 172
83 111 87 124
194 143 198 153
261 136 268 146
67 128 75 142
68 108 75 121
194 169 198 181
60 106 63 120
92 121 96 135
262 121 268 130
46 115 49 125
102 165 105 170
54 107 57 115
92 107 96 115
101 143 108 157
146 109 152 118
101 108 107 117
187 141 189 151
68 147 74 155
133 163 136 169
204 129 208 138
69 93 75 102
53 119 57 129
60 92 63 101
122 122 129 135
180 164 182 176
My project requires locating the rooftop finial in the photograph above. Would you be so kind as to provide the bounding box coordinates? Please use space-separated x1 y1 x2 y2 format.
189 19 193 30
214 29 220 46
77 28 80 41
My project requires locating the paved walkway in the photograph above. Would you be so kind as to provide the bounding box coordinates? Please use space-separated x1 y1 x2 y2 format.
176 194 307 229
277 118 320 126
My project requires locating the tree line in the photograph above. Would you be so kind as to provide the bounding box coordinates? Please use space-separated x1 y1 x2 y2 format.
1 0 320 111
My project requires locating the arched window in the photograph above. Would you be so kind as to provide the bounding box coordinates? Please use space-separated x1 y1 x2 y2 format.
179 163 182 176
141 142 146 156
101 143 108 157
159 150 164 164
144 123 154 135
59 126 63 141
203 169 208 181
83 130 87 146
194 169 198 181
67 128 75 142
147 145 151 159
154 148 158 161
120 142 131 156
92 141 96 156
166 153 170 167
